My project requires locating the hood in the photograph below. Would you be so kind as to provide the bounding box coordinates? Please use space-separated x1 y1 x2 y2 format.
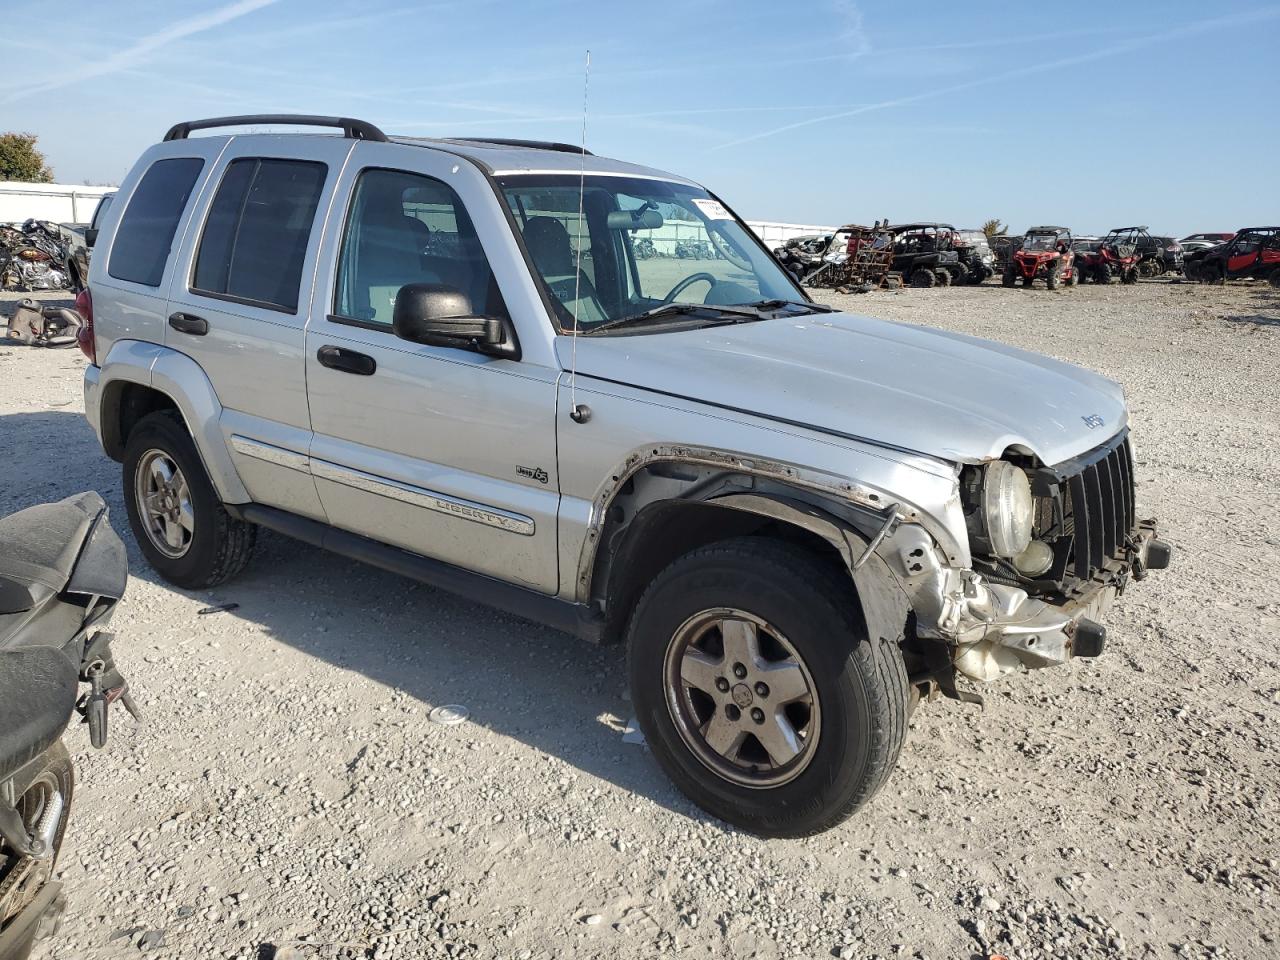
562 311 1127 467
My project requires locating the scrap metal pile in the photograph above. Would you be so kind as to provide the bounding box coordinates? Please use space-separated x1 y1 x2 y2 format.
0 219 71 292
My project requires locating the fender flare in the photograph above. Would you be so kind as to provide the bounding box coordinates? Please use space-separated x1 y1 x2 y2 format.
97 340 249 504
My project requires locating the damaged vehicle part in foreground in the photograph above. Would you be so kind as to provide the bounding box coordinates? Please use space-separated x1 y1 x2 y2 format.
82 114 1170 837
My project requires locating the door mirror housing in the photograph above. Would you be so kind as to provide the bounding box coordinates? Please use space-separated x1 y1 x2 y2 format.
392 283 517 358
84 227 99 247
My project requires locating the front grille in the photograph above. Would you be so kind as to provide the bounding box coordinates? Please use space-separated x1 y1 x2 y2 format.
1055 432 1136 584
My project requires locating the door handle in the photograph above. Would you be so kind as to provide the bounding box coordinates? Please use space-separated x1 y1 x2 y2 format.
317 345 376 376
168 312 208 335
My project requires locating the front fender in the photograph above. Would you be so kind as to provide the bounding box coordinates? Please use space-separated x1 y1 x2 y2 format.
94 340 249 504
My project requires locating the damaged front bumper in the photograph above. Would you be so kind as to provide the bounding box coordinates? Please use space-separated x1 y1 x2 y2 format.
886 520 1171 685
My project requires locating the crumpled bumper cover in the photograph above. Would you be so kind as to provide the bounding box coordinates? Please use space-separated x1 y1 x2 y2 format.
951 520 1171 682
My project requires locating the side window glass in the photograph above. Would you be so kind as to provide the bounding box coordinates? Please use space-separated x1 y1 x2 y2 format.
108 158 204 287
193 158 326 313
335 168 501 327
90 194 113 230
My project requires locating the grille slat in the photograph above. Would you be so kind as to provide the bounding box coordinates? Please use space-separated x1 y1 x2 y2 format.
1058 432 1136 588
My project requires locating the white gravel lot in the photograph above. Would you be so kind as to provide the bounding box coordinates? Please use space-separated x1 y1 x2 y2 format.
1 279 1278 960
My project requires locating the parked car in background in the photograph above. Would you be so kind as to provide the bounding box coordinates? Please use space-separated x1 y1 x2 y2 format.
78 113 1170 837
61 193 115 293
1183 226 1280 285
1134 234 1183 277
1180 232 1234 246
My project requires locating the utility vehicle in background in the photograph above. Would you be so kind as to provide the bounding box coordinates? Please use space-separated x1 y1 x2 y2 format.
1003 226 1077 289
1076 226 1148 285
888 223 963 287
1183 227 1280 285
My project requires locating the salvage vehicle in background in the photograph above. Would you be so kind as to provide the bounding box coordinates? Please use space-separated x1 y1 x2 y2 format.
889 223 963 287
1180 231 1234 248
1183 227 1280 285
1134 234 1183 278
772 233 832 276
61 193 114 294
953 230 995 284
0 493 136 960
77 114 1170 836
0 221 70 292
1075 226 1147 284
1003 226 1077 289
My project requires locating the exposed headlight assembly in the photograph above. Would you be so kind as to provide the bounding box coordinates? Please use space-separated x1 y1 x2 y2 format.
966 460 1034 559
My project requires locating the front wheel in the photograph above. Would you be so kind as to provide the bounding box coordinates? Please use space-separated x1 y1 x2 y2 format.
1001 268 1016 288
910 267 936 288
123 411 256 588
626 538 910 837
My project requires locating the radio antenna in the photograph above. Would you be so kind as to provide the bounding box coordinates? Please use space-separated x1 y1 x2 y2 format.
568 49 591 424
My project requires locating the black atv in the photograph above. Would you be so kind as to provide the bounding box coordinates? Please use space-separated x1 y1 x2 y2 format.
1183 227 1280 285
888 223 963 287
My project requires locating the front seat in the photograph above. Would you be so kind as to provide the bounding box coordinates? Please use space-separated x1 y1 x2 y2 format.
350 181 438 323
522 217 607 327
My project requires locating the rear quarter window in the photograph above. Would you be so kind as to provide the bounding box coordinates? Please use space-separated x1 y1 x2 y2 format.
108 158 204 287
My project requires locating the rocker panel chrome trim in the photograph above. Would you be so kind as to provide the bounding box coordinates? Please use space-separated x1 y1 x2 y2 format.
229 435 311 473
309 459 536 536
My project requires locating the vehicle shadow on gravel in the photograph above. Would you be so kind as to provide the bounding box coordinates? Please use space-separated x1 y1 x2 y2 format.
0 410 700 824
1223 290 1280 327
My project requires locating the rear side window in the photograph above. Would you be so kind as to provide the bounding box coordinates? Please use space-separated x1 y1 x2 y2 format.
193 158 326 313
108 158 204 287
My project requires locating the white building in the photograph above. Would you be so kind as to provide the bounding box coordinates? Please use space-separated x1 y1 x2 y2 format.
0 181 114 225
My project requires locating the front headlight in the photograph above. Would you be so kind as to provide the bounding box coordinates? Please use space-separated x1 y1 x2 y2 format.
972 461 1034 558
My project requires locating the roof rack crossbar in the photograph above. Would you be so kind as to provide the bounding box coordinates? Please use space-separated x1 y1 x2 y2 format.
451 137 593 156
163 114 388 143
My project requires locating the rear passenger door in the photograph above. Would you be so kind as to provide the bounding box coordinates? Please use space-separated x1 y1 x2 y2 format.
165 136 354 521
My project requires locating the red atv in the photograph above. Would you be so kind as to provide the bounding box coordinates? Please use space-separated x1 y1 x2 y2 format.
1076 226 1146 285
1183 227 1280 286
1003 226 1077 289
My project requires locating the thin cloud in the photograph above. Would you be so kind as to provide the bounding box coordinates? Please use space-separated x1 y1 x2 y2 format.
713 8 1280 150
2 0 282 104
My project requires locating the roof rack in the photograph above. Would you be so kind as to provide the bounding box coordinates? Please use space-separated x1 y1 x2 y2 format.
450 137 593 156
164 114 388 143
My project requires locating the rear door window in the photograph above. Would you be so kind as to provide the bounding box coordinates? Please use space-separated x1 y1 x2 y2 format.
193 158 327 313
108 158 204 286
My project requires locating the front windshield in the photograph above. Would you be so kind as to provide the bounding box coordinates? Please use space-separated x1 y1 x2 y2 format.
1023 233 1058 251
498 174 805 332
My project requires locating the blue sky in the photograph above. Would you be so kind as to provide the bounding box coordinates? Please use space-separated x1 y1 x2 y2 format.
5 0 1277 234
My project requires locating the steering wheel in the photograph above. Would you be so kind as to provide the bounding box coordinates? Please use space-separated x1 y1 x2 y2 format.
663 272 717 303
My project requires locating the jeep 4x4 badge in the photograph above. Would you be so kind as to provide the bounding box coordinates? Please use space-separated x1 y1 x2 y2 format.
1082 414 1105 429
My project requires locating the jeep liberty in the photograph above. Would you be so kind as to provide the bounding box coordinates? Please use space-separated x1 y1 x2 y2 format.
79 115 1170 837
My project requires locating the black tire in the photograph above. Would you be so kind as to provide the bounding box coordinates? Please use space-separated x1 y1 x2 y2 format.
1001 267 1016 288
1122 267 1138 285
1095 263 1113 284
1270 268 1280 289
626 538 910 837
910 267 936 288
1 741 73 958
122 410 256 589
1045 267 1059 290
935 267 952 287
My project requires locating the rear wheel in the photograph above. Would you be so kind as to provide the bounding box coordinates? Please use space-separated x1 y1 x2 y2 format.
0 742 73 957
911 267 936 288
1122 267 1139 285
935 267 952 286
123 411 256 588
626 538 909 837
1270 268 1280 289
1095 263 1113 284
1001 267 1016 288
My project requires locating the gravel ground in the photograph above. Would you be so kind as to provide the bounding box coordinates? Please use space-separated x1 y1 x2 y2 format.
1 279 1278 960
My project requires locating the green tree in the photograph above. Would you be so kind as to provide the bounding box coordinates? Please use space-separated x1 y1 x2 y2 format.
981 219 1008 239
0 132 54 182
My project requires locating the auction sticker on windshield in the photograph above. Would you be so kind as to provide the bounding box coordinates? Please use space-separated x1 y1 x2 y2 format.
692 198 732 220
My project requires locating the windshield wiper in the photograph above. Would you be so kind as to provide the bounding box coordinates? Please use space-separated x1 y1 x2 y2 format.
744 298 836 314
584 302 771 336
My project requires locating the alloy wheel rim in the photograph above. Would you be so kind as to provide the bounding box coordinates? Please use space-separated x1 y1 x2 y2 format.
663 608 821 788
135 449 194 559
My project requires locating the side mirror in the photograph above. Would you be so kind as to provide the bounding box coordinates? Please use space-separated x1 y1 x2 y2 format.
85 227 99 247
393 283 503 350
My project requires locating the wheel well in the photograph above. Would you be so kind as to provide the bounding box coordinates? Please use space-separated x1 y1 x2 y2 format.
101 382 179 461
593 468 860 644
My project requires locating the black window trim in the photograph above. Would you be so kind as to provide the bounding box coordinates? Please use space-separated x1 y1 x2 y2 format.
188 155 328 316
326 164 513 341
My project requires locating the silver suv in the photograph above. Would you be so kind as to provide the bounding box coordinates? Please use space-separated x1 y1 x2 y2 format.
79 114 1170 836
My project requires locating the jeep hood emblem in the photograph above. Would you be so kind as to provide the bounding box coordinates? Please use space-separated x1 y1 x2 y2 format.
1082 414 1105 429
